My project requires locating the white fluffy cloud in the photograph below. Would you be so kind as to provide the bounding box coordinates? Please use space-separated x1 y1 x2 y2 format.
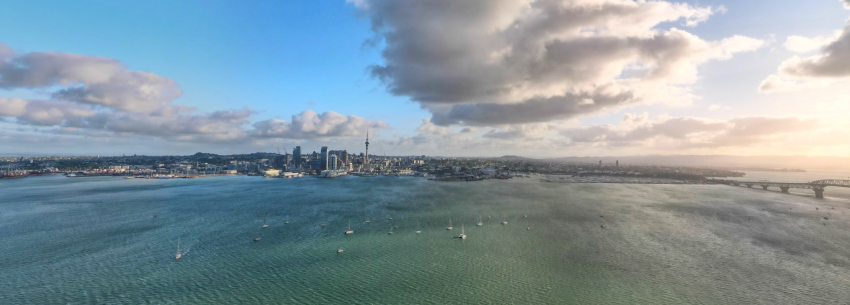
0 48 182 114
0 44 387 144
354 0 762 126
783 31 841 53
250 110 388 139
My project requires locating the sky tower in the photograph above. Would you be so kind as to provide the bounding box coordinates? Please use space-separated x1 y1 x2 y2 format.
365 129 370 165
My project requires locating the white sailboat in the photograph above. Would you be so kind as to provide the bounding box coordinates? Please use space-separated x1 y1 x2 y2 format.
175 238 182 260
388 225 394 235
262 217 269 228
415 221 422 234
446 218 453 230
344 220 354 235
284 216 290 225
477 216 483 226
502 215 508 225
458 224 466 239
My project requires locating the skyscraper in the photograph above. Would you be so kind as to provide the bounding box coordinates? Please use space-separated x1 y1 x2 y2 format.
320 146 329 171
293 146 301 168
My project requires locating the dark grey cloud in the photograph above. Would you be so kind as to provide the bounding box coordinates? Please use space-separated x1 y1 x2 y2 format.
353 0 760 126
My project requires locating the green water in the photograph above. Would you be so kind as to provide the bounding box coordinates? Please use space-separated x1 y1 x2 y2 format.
1 175 849 304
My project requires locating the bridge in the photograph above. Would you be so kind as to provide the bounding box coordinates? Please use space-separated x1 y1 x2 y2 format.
716 179 850 198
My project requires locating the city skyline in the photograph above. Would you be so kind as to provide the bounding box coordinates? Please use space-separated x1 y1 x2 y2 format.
2 0 850 157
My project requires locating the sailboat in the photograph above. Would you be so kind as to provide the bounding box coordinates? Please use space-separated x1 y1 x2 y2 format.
262 217 269 228
502 215 508 225
415 221 422 234
446 218 453 230
477 216 483 226
388 225 393 235
344 220 354 235
284 216 290 225
458 224 466 239
175 238 182 260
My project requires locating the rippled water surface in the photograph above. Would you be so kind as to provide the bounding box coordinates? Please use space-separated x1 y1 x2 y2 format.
1 174 849 304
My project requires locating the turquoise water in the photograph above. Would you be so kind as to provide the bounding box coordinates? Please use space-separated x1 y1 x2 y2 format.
1 175 849 304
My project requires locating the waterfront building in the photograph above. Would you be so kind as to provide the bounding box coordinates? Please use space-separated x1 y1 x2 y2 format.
329 155 338 170
293 146 301 168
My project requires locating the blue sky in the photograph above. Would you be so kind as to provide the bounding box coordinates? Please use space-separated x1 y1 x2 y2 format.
2 0 850 156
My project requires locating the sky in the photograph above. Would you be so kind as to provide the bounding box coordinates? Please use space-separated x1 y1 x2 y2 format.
1 0 850 157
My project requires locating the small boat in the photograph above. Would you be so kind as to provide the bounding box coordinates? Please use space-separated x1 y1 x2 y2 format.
458 224 466 239
344 220 354 235
175 238 183 260
477 216 483 226
320 223 326 227
415 221 422 234
447 218 453 230
253 237 261 242
262 217 269 228
388 225 394 235
487 216 491 219
337 249 344 253
284 216 290 225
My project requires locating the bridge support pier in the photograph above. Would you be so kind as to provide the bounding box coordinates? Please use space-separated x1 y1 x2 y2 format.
813 187 824 199
761 185 769 190
779 186 790 193
745 184 753 188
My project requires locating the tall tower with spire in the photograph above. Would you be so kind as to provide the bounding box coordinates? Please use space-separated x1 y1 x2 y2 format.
365 130 370 165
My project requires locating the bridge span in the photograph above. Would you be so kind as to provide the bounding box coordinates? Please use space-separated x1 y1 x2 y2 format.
716 179 850 198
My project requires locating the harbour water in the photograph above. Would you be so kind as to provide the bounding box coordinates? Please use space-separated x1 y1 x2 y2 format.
1 174 849 304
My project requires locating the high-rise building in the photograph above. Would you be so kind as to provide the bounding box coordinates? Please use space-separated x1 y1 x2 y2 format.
616 160 619 167
293 146 301 168
329 155 338 170
320 146 329 171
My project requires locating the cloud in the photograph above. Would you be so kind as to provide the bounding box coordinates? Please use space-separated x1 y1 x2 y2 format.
250 110 388 139
431 85 634 126
761 1 850 92
0 45 182 114
354 0 762 126
783 31 841 53
560 114 818 148
0 43 390 145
